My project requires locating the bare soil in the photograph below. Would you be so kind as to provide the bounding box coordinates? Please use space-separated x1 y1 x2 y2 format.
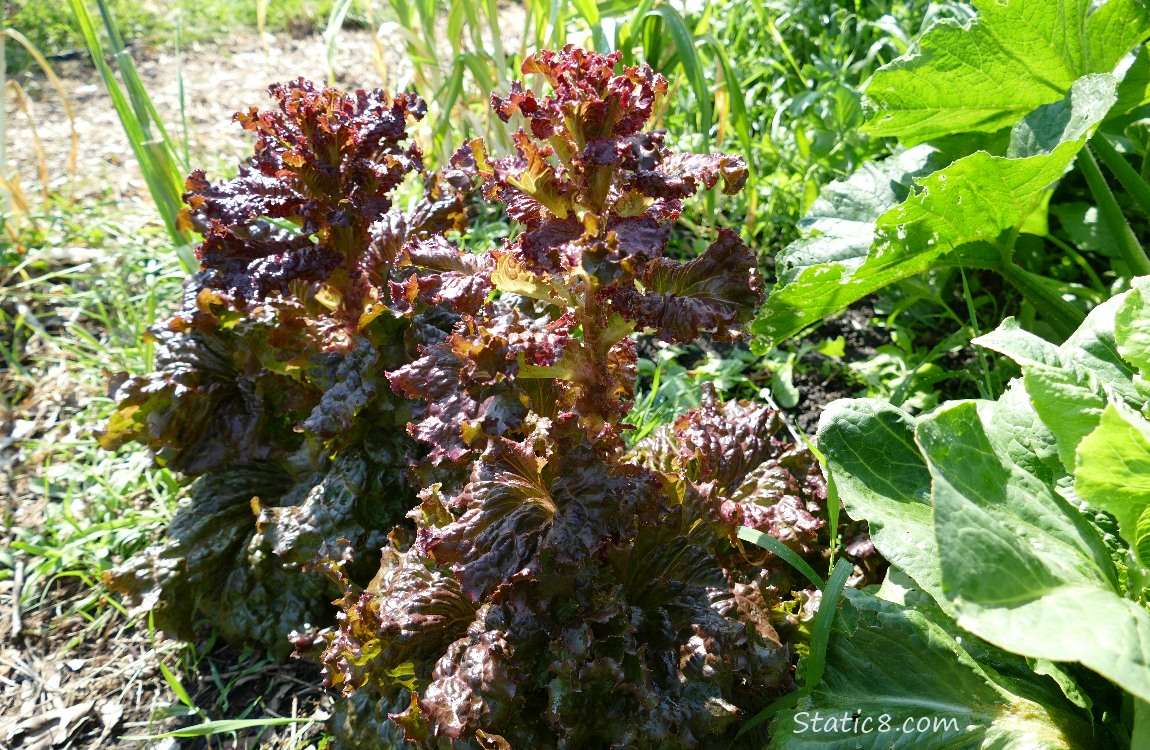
7 27 415 202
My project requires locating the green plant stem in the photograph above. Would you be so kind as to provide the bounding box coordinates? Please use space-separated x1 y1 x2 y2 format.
1080 146 1150 277
69 0 196 273
1000 264 1086 340
1044 233 1106 294
959 266 996 400
1091 135 1150 219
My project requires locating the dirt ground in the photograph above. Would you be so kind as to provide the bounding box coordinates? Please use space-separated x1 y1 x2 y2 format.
6 27 417 203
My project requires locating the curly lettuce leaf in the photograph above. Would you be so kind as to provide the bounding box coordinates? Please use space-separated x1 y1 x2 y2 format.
605 229 761 343
106 439 413 656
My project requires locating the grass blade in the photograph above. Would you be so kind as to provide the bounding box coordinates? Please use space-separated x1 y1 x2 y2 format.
3 29 79 195
122 717 315 740
737 526 825 589
324 0 357 85
729 689 803 745
695 33 750 157
158 662 197 711
728 557 853 744
569 0 610 51
643 4 712 143
805 557 853 689
67 0 196 273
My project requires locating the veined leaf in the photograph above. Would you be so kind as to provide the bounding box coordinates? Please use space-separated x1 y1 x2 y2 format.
816 399 943 604
921 392 1150 703
1077 402 1150 568
755 74 1115 348
821 279 1150 709
773 144 940 287
975 292 1138 469
863 0 1150 145
755 143 1075 346
1117 276 1150 374
770 590 1094 749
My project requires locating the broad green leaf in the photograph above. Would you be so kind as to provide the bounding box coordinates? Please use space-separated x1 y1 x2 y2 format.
1117 276 1150 374
1116 47 1150 114
920 394 1150 702
974 317 1104 469
770 590 1094 750
754 142 1079 347
1076 402 1150 567
1008 74 1118 157
1048 202 1118 257
816 400 943 605
863 0 1150 145
1020 368 1106 469
1084 0 1150 76
972 318 1063 368
975 293 1138 467
774 145 940 286
756 73 1117 348
1061 289 1140 401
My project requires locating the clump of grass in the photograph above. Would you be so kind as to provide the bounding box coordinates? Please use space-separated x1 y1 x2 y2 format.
1 196 185 617
1 191 336 749
67 0 197 272
1 26 79 249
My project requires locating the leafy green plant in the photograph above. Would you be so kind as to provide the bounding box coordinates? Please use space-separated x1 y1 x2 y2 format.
809 276 1150 747
99 80 467 655
702 0 959 246
756 0 1150 349
313 47 847 749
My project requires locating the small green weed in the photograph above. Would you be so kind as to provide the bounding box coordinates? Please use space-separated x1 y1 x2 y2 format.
2 197 185 617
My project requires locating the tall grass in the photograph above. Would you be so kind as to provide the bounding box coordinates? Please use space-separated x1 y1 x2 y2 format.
705 0 962 246
0 28 80 249
375 0 749 172
2 23 7 220
1 200 186 615
66 0 197 273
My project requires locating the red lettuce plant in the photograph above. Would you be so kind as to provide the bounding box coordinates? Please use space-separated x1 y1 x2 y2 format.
316 48 831 748
100 80 467 654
